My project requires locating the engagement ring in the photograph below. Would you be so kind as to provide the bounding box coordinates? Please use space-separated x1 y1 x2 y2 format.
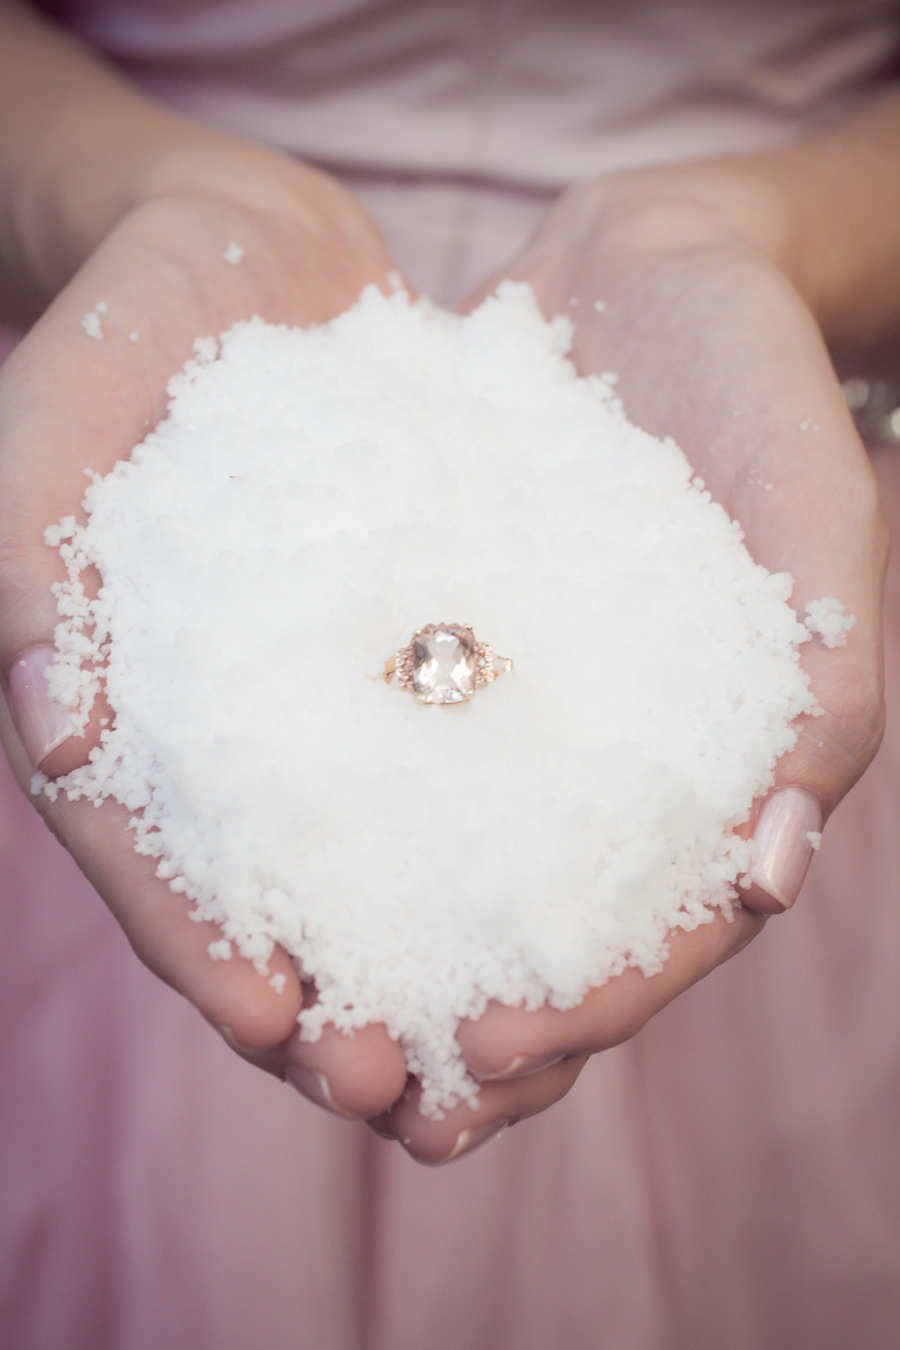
384 623 513 705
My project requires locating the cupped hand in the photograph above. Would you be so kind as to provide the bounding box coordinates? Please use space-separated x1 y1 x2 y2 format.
3 160 887 1165
0 149 410 1118
382 171 887 1163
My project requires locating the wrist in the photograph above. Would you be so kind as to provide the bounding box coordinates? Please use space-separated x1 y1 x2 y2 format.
566 92 900 372
11 114 380 323
0 1 359 320
8 105 256 318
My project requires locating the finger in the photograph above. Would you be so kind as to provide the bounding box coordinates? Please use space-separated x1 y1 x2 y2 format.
283 1010 409 1120
389 1056 587 1166
0 584 304 1055
36 784 304 1050
725 371 887 912
457 905 763 1079
385 906 762 1160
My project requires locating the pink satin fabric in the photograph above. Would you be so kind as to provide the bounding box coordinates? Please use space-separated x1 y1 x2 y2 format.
3 3 900 1346
35 0 900 302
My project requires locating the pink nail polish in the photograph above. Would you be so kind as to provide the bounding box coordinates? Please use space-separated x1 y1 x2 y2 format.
473 1051 565 1082
430 1119 508 1165
8 644 75 769
747 787 822 912
212 1022 259 1056
284 1064 357 1119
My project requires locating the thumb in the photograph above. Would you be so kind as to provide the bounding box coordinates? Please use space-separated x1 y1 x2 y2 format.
0 326 140 784
0 462 83 783
741 578 886 914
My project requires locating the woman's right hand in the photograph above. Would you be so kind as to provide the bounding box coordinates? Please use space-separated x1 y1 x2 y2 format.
0 137 416 1120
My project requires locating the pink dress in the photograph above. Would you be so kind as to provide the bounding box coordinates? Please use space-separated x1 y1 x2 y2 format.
2 4 899 1346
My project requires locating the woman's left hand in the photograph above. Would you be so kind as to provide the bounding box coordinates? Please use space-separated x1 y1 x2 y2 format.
380 166 887 1163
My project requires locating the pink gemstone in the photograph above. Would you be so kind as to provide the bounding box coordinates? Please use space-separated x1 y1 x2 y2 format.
410 624 477 704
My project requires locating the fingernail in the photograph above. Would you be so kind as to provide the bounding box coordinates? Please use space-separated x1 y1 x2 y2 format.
213 1021 259 1056
284 1064 358 1119
8 644 75 768
747 787 822 912
426 1119 508 1166
473 1052 565 1082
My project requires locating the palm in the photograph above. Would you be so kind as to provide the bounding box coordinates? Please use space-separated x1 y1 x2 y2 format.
554 234 886 809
